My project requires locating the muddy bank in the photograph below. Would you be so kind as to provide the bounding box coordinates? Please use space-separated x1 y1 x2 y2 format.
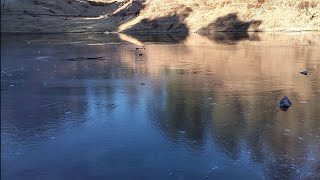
1 0 320 33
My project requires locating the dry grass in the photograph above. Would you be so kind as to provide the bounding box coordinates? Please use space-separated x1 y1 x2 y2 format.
119 0 320 32
1 0 320 33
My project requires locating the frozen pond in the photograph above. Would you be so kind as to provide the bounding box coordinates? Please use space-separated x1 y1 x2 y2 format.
1 32 320 179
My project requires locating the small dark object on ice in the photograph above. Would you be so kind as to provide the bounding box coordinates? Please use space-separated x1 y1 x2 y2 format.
136 46 146 50
280 96 292 107
61 56 105 61
279 96 292 111
139 54 143 56
23 11 38 17
141 83 145 85
299 70 308 75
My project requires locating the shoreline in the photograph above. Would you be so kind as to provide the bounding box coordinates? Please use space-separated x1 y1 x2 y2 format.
1 29 320 35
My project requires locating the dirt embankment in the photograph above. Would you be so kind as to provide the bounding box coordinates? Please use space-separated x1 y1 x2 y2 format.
1 0 144 33
1 0 320 34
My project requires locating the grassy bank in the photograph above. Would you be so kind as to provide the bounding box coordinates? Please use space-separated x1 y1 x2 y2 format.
1 0 319 33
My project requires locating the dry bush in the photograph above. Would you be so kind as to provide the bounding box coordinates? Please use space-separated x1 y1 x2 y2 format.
286 1 296 7
310 1 319 8
247 3 262 9
298 1 310 9
220 0 232 7
242 12 252 20
297 0 318 9
225 0 232 5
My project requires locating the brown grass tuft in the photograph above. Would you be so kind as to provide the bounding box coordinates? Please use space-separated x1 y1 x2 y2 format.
247 3 262 9
298 1 310 10
297 1 318 9
310 1 318 8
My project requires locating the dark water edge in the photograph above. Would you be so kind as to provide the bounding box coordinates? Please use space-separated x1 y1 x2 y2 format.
1 32 320 180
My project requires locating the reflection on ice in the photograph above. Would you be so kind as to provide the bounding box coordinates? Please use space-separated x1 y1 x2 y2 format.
1 32 320 180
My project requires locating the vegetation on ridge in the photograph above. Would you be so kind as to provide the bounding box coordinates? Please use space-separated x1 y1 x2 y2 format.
1 0 319 33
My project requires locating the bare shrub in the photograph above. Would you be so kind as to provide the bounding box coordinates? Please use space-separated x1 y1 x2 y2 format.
310 1 318 8
247 3 262 9
298 1 310 10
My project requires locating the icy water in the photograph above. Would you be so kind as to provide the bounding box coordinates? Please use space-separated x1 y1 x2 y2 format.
1 33 320 180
